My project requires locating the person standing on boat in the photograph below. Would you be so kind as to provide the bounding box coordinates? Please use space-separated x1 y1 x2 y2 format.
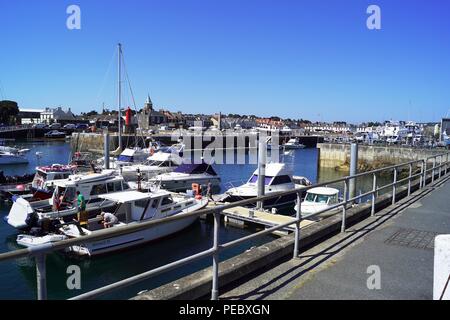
76 191 88 228
206 182 214 201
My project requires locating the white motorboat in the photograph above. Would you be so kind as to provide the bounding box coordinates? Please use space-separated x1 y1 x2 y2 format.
144 162 221 192
283 138 305 149
0 150 28 165
220 163 311 208
17 190 208 256
120 151 182 183
29 164 79 200
114 147 153 167
296 187 340 218
6 170 129 230
44 130 66 138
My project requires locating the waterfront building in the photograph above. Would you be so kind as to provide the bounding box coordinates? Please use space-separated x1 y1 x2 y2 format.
17 108 44 124
40 107 75 124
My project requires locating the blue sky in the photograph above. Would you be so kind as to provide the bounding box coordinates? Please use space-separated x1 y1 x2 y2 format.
1 0 449 123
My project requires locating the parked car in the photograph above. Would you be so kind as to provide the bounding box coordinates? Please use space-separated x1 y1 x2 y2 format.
48 123 62 129
76 123 89 130
32 123 47 129
63 123 76 129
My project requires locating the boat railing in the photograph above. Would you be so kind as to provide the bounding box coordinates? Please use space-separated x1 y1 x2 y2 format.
0 151 450 300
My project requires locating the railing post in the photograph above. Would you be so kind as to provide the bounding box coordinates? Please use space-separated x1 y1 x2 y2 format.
293 191 302 259
420 161 424 189
392 168 397 205
408 163 412 196
432 158 436 183
341 178 348 233
439 156 442 179
423 160 428 187
35 254 47 300
211 210 220 300
371 173 377 216
446 153 449 176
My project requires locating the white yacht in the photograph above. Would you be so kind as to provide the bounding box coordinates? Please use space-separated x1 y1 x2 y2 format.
17 190 208 256
120 151 182 183
283 138 305 150
0 150 29 165
296 187 340 218
220 163 311 208
6 170 129 230
144 162 221 192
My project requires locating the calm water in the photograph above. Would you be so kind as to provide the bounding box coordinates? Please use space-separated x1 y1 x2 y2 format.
0 141 388 299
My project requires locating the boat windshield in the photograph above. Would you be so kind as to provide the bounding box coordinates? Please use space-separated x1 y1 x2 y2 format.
305 193 330 204
248 175 272 185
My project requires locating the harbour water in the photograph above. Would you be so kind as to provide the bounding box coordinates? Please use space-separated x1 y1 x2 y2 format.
0 141 388 299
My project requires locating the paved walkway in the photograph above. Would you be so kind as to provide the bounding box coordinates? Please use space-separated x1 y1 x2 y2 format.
220 176 450 300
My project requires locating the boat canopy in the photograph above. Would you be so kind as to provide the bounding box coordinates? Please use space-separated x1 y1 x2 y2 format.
117 148 137 162
306 187 339 196
99 190 169 203
174 163 217 176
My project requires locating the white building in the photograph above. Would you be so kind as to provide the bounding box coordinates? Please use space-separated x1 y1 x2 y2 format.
17 108 44 124
40 107 75 123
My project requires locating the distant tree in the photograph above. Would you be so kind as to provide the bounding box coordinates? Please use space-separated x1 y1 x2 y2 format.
0 100 19 125
85 110 98 117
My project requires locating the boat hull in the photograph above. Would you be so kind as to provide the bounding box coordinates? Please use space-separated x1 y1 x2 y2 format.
222 192 297 209
67 214 198 256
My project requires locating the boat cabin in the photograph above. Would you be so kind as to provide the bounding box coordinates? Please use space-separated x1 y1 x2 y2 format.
247 163 294 187
303 187 339 205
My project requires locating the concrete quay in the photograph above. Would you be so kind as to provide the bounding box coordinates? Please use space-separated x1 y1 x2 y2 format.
218 176 450 300
132 167 448 300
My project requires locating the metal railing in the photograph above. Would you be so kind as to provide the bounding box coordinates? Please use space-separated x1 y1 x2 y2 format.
0 152 449 300
0 124 32 132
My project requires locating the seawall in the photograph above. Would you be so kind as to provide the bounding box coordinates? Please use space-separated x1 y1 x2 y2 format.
317 143 445 171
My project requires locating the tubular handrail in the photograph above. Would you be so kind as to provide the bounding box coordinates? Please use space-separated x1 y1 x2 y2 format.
0 151 448 300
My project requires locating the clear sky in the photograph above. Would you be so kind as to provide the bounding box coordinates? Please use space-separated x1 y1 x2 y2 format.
1 0 449 123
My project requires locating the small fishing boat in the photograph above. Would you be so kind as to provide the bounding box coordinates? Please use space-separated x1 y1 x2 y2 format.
296 187 341 219
44 130 66 139
283 138 305 150
17 190 208 256
29 164 79 200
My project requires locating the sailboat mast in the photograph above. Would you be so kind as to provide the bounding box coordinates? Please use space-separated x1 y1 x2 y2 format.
118 43 123 151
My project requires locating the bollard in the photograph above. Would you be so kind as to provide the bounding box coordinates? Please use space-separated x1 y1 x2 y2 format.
392 168 397 205
341 179 348 233
293 192 302 259
211 210 220 300
35 254 47 300
371 173 377 216
349 143 358 202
